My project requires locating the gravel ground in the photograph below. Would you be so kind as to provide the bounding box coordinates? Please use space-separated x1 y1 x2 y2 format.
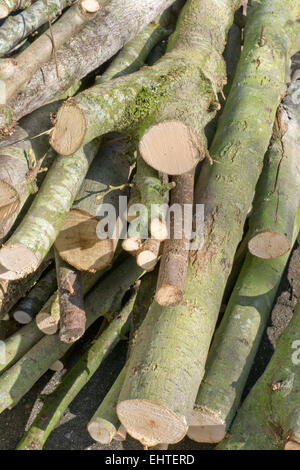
0 236 299 450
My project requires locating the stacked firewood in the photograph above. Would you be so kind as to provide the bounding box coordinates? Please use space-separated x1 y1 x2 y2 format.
0 0 299 450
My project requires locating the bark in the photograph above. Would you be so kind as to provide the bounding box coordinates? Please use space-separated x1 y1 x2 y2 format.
0 139 100 280
0 0 35 18
13 267 57 324
0 0 71 57
0 101 59 241
116 0 300 448
54 135 131 272
49 0 239 173
155 171 194 307
248 78 300 259
95 8 175 85
35 265 104 335
54 249 86 344
88 364 128 444
218 292 300 450
0 256 142 414
188 207 300 444
16 289 137 450
0 1 101 105
0 0 178 128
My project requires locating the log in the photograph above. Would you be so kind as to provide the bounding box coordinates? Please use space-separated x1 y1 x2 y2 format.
0 256 142 414
218 292 300 450
116 0 300 447
35 267 105 335
248 78 300 259
0 139 100 280
13 267 57 324
0 0 178 129
88 365 128 444
155 171 194 306
88 270 157 444
187 206 300 444
54 249 86 344
54 135 131 272
0 0 102 105
16 288 138 450
0 0 35 19
48 0 236 173
0 0 70 57
136 239 160 272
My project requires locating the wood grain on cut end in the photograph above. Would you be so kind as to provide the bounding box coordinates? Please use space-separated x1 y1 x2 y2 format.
0 4 9 19
50 103 87 156
150 217 168 241
80 0 101 13
284 440 300 450
139 121 202 175
36 312 59 335
0 244 38 276
13 310 32 325
248 231 291 259
117 399 188 447
122 238 143 255
136 239 160 271
0 180 19 219
54 209 114 272
187 408 226 443
88 419 116 444
49 360 64 372
155 285 183 307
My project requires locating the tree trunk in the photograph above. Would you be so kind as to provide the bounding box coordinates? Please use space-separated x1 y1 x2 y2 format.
54 135 131 272
0 0 178 128
218 292 300 450
116 0 300 448
188 207 300 444
155 171 194 306
54 249 86 344
0 139 100 280
49 0 238 174
248 79 300 259
13 267 57 324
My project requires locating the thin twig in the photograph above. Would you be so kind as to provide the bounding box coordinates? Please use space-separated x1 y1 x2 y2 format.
46 0 59 78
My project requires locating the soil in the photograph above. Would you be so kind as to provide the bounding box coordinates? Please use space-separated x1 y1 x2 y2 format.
0 235 299 450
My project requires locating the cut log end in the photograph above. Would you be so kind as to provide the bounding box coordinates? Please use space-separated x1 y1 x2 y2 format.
155 285 183 307
150 217 168 241
88 419 116 445
80 0 101 13
248 231 291 259
285 440 300 450
139 121 203 175
13 310 32 325
117 399 188 447
54 209 114 272
0 244 38 277
49 360 64 372
122 238 143 254
136 250 158 271
36 312 59 335
0 5 9 19
114 424 127 442
187 409 226 443
60 326 85 344
50 104 86 156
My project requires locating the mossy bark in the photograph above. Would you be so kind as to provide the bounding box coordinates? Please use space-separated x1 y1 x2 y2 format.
116 0 300 447
0 139 100 278
218 292 300 450
16 291 138 450
0 0 177 128
188 207 300 443
248 78 300 259
0 256 143 414
0 0 70 56
50 0 240 158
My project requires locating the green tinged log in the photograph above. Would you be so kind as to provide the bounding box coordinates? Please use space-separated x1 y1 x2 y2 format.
116 0 300 447
0 256 143 414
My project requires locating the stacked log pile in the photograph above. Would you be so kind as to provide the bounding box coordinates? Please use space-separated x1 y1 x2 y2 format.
0 0 299 450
